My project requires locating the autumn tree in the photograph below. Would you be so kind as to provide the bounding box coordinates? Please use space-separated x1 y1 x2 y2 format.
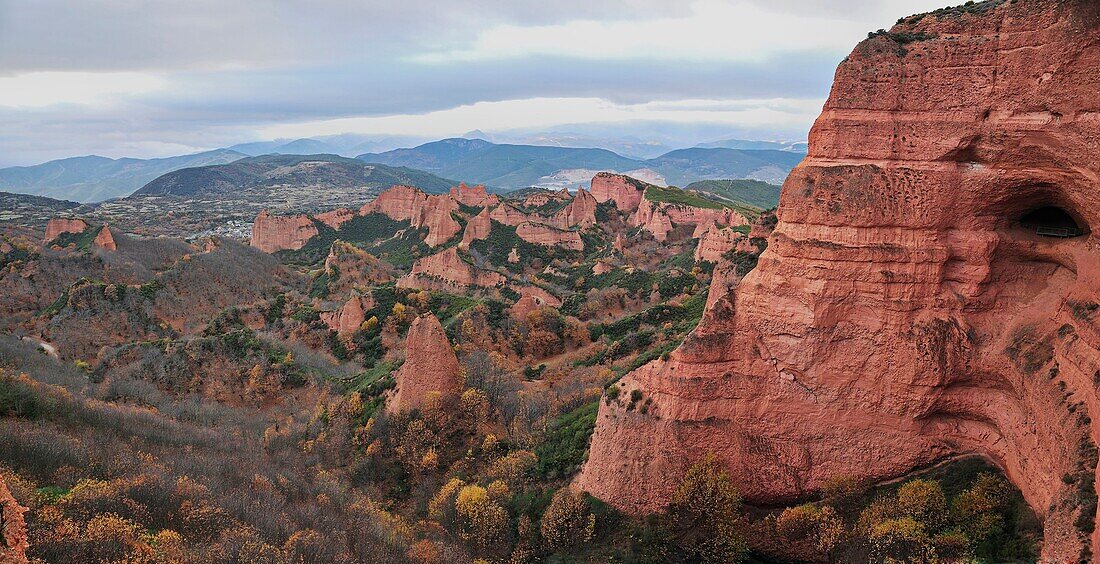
455 484 509 551
540 487 596 552
667 454 746 563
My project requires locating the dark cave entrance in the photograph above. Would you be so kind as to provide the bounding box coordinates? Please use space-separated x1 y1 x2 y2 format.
1018 206 1087 238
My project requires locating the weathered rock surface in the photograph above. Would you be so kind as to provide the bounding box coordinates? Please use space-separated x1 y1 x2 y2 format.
590 172 646 212
398 247 506 292
579 2 1100 560
93 225 117 251
515 222 583 251
43 217 88 243
0 475 28 564
450 182 498 207
323 240 395 293
489 203 531 227
250 210 318 253
510 285 563 318
552 188 598 228
360 185 461 247
316 207 356 230
460 208 492 249
321 294 370 334
631 198 748 241
388 313 462 413
694 225 743 263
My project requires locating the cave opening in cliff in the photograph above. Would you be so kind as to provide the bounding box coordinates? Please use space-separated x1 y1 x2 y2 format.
1019 206 1087 238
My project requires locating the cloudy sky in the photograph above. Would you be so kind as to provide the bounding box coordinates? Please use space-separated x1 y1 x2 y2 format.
0 0 949 166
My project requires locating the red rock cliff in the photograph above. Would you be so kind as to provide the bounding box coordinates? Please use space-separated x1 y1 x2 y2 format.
578 2 1100 560
43 217 88 243
250 210 319 253
590 172 646 212
0 475 28 563
388 314 462 413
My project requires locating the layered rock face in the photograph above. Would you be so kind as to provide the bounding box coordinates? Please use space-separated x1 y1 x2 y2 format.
250 210 319 253
43 217 89 243
388 314 462 413
579 1 1100 559
590 172 645 212
0 472 29 564
398 247 507 292
631 199 748 241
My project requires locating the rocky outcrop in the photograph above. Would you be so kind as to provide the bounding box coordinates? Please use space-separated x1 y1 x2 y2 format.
631 198 748 241
593 260 612 276
460 208 492 249
450 183 498 207
398 247 507 292
321 294 371 334
361 185 461 247
552 188 598 228
323 240 395 292
0 476 28 564
515 222 583 251
250 210 318 253
590 172 646 212
93 225 117 251
638 212 673 242
507 248 520 264
694 225 743 262
489 203 531 227
388 314 462 413
43 217 88 243
316 207 356 230
510 285 563 318
579 2 1100 560
522 189 571 209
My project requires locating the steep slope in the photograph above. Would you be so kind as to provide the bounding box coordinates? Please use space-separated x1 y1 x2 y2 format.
0 149 246 202
578 1 1100 560
685 179 781 210
134 154 456 197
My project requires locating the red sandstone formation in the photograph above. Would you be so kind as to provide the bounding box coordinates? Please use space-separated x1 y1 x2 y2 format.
398 247 507 292
631 198 748 241
43 217 88 243
361 185 461 247
92 225 117 251
579 2 1100 560
593 260 612 276
321 294 370 334
316 207 356 230
637 211 672 242
0 476 28 563
507 248 520 264
522 190 571 209
694 225 743 263
388 313 462 413
590 172 646 212
250 210 319 253
510 286 563 319
450 182 498 207
488 203 531 227
552 188 598 228
515 222 583 251
460 208 492 249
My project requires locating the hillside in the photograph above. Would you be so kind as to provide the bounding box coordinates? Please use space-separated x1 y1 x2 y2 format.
134 154 456 197
0 192 82 233
646 148 804 186
0 149 246 203
685 179 782 210
358 138 802 190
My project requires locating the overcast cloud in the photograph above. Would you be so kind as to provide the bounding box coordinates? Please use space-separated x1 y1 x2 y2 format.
0 0 949 166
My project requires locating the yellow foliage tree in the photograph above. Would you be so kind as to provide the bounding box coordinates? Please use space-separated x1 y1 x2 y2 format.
540 487 595 552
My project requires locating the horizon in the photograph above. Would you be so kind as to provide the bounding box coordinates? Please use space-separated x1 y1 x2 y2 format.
0 0 951 167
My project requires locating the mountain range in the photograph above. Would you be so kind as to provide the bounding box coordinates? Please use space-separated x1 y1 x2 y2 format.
0 136 804 203
357 138 803 189
0 149 246 203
